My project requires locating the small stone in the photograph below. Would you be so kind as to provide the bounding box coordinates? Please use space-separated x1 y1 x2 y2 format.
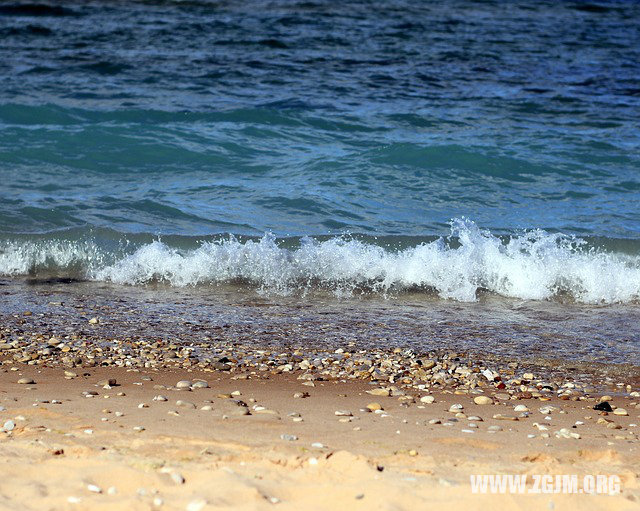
473 396 493 405
492 414 518 421
87 484 102 494
613 408 628 416
293 392 309 399
523 373 534 380
514 404 529 412
555 428 581 440
88 317 99 324
448 404 463 412
17 378 35 385
170 472 185 485
97 379 116 386
487 425 503 432
594 402 613 412
3 420 15 432
366 388 390 397
366 402 382 411
176 400 196 409
280 434 298 441
186 499 207 511
133 426 145 432
335 410 353 416
153 395 168 402
176 380 192 389
192 381 209 389
420 395 435 404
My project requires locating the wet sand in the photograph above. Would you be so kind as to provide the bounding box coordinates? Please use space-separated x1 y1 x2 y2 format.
1 365 639 510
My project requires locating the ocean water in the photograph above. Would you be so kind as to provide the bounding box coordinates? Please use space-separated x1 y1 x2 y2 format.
0 1 639 365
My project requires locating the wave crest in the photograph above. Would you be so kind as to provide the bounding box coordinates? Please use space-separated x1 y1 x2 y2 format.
1 219 639 303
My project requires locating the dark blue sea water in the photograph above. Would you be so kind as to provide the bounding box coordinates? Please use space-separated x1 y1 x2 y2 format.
1 0 639 305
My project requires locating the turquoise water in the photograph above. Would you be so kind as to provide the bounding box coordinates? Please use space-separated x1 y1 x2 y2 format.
0 0 639 303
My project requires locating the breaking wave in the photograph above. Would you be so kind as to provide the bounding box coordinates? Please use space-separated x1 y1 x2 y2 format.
1 219 639 303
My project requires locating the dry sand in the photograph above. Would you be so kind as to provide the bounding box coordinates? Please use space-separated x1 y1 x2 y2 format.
0 366 638 510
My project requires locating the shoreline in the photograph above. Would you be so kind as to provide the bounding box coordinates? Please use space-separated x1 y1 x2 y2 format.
0 364 638 509
1 283 639 508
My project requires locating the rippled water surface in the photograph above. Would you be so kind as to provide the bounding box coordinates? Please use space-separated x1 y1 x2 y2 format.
1 0 639 237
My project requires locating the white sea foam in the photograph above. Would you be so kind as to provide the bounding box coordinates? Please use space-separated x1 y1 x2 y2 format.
1 219 639 303
0 238 106 277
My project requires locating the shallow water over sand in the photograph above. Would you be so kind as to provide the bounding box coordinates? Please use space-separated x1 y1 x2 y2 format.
2 280 638 373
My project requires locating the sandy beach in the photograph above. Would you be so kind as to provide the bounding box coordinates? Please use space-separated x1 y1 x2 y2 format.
1 357 638 510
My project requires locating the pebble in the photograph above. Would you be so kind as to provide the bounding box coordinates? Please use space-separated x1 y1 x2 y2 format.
281 434 298 441
367 388 390 397
473 396 493 405
192 381 209 389
153 395 168 402
492 414 518 421
176 380 192 389
420 395 435 404
2 420 15 432
335 410 353 416
97 379 116 386
176 400 196 409
555 428 580 440
487 425 503 432
448 404 463 412
613 408 628 416
186 499 207 511
87 484 102 494
513 404 529 412
17 378 35 384
366 402 382 411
